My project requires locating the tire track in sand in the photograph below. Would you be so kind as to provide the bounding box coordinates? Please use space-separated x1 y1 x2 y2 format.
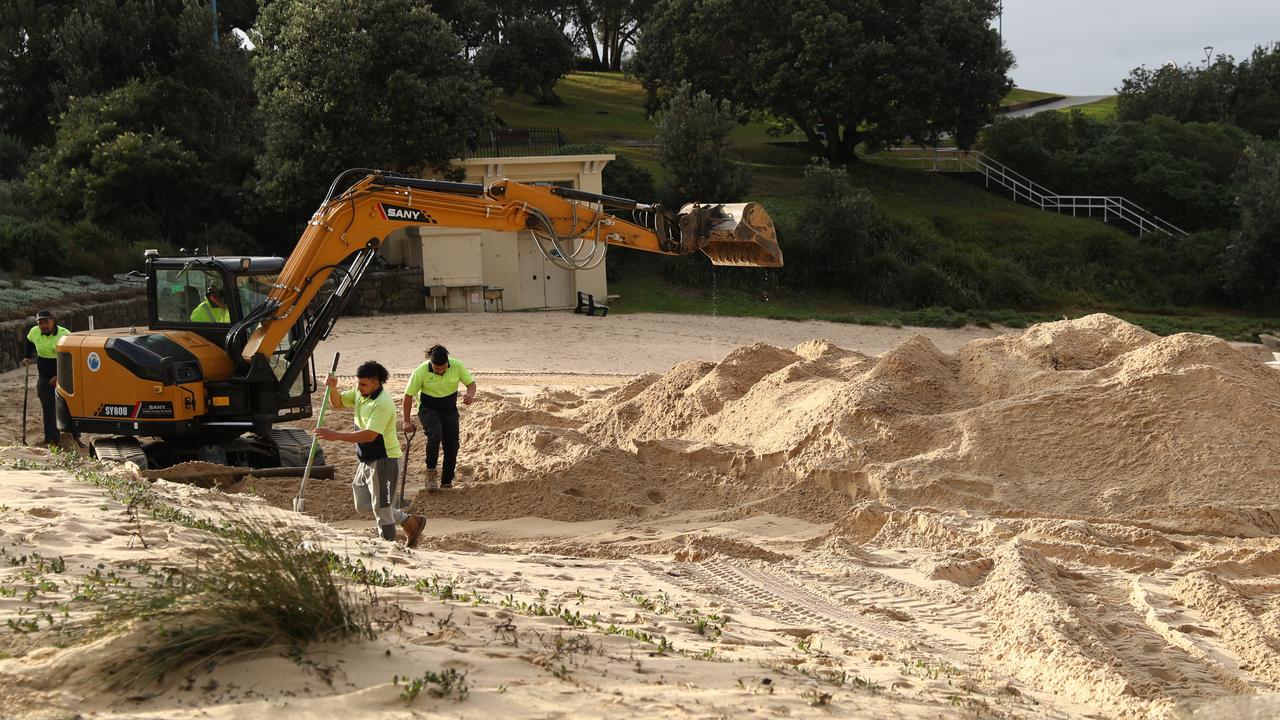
642 557 989 664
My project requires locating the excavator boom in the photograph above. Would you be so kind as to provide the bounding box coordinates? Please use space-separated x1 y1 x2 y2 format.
240 174 781 367
56 171 781 470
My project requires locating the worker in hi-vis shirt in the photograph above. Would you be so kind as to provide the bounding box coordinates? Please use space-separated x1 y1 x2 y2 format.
23 309 70 447
317 360 426 547
402 344 476 489
190 285 230 323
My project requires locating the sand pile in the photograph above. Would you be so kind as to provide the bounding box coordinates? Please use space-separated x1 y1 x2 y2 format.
141 461 247 488
246 314 1280 539
547 313 1280 533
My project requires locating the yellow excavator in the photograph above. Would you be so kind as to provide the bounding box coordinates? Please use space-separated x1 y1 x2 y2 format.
52 171 782 468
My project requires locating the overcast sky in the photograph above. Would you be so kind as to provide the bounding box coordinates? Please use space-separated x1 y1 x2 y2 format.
1003 0 1279 95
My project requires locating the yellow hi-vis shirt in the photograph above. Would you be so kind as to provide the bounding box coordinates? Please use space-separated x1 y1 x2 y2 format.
340 386 403 461
27 325 70 358
190 300 230 323
404 359 474 406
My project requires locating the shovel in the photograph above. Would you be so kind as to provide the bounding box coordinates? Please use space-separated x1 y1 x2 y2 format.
293 352 340 513
21 362 30 446
396 426 416 510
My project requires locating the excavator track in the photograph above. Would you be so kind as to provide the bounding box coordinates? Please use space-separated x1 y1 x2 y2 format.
91 437 149 468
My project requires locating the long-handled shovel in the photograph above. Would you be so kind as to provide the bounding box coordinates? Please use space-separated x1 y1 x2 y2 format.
293 352 340 513
396 426 416 509
21 362 30 446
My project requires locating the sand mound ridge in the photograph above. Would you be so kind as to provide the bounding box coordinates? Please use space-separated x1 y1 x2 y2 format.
500 313 1278 533
214 314 1279 535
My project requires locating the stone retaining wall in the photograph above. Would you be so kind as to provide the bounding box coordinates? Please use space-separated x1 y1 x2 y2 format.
0 295 148 371
343 268 424 316
0 269 425 372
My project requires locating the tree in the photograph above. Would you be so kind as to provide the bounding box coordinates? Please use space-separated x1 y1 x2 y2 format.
428 0 577 105
1223 141 1280 306
475 17 576 104
20 4 258 244
253 0 491 219
654 84 752 208
1116 58 1237 127
1117 44 1280 139
570 0 655 71
0 0 249 148
633 0 1011 162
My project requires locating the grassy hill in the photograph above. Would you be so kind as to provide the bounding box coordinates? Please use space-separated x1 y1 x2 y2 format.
492 73 1276 340
1065 95 1118 120
1002 87 1062 105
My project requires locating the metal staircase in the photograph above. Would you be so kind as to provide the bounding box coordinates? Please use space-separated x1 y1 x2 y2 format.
874 147 1188 237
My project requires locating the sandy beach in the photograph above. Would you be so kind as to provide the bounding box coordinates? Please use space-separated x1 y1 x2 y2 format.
1 311 1278 719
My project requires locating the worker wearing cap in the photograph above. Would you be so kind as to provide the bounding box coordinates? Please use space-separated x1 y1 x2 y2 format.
190 285 230 323
23 310 70 447
402 344 476 490
317 360 427 547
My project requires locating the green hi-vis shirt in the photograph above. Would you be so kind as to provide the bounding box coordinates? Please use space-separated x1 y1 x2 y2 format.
27 325 70 358
190 300 230 323
340 387 403 460
404 359 474 401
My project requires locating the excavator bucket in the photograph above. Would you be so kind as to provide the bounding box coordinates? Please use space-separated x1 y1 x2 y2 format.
680 202 783 267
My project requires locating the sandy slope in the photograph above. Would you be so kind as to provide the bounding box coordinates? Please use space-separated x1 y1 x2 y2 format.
1 312 1278 719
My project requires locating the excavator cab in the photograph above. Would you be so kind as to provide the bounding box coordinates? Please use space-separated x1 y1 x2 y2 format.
54 251 322 468
144 252 319 420
149 255 263 335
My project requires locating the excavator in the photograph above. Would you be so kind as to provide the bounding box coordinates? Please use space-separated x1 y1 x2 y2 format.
52 171 783 468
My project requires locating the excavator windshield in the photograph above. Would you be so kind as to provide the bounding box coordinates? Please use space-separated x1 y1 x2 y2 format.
154 267 230 325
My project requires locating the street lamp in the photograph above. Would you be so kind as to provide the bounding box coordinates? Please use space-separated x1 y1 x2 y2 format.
1203 45 1213 66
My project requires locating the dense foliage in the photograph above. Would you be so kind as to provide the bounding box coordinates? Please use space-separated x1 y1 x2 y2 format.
1116 44 1280 139
633 0 1012 161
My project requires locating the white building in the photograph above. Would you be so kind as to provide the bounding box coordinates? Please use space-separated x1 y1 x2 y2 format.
379 153 615 312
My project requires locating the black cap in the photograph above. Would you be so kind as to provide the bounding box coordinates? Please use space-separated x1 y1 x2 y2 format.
35 309 54 321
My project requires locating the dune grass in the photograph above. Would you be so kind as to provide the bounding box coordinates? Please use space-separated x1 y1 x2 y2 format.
94 517 375 689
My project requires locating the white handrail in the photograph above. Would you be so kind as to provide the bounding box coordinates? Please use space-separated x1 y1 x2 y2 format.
875 147 1189 237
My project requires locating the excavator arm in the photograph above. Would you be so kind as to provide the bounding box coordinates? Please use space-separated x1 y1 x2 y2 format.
233 172 781 387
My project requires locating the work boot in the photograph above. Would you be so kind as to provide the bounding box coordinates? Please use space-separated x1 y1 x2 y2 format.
401 514 427 548
424 467 438 491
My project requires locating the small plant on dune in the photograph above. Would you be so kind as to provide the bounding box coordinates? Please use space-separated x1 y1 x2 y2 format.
93 518 375 689
801 688 833 706
394 668 469 702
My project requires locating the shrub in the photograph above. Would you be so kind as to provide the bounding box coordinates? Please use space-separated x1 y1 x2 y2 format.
95 519 375 688
654 83 752 209
1222 141 1280 307
0 215 69 274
